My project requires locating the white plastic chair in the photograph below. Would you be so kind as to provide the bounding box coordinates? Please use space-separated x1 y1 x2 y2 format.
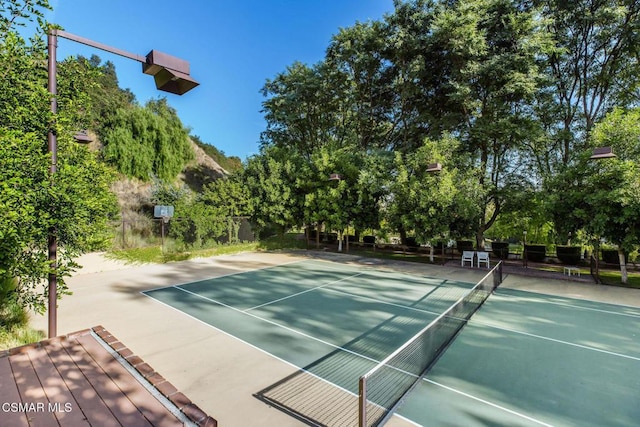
461 251 474 267
477 251 490 268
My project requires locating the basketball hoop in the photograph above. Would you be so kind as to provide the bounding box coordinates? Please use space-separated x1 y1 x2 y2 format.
154 205 174 254
154 205 175 220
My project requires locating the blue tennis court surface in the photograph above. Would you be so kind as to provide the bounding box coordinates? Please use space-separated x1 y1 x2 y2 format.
142 259 640 426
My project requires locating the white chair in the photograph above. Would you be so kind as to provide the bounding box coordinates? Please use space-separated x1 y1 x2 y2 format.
477 251 490 268
461 251 474 267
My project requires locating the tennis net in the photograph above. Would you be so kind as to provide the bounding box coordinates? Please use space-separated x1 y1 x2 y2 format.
358 261 503 427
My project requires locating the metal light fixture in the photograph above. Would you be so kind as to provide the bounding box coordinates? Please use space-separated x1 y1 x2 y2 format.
143 50 199 95
73 130 92 143
426 162 442 173
46 28 198 338
590 146 616 159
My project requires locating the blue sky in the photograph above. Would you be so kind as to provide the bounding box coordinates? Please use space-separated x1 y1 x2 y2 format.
45 0 395 160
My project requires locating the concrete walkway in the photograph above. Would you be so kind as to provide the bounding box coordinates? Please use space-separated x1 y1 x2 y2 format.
29 251 640 426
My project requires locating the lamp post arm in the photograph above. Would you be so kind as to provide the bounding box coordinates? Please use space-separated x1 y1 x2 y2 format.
51 29 146 63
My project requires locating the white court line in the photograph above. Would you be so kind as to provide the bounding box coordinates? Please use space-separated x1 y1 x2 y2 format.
244 272 366 311
323 283 640 362
555 303 640 319
477 322 640 362
141 258 305 293
324 286 459 318
423 378 554 427
172 285 382 366
139 292 361 400
495 290 640 319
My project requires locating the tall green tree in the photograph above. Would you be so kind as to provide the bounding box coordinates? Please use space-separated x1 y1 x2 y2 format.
533 0 640 173
302 143 365 245
387 135 483 246
102 98 194 181
0 32 49 134
385 0 453 151
243 145 306 236
326 21 395 150
199 175 253 243
261 61 349 156
0 128 118 312
547 108 640 283
65 55 136 132
1 7 118 313
585 109 640 283
423 0 551 247
540 0 640 244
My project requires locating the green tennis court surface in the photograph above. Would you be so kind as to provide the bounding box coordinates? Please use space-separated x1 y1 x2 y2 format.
142 259 640 426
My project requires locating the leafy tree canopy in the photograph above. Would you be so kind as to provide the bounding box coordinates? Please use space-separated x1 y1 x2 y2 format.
102 98 194 181
1 4 118 312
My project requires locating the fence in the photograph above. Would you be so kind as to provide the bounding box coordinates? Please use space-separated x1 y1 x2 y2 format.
110 216 255 250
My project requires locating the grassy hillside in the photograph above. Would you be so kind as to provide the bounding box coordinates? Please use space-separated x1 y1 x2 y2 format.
191 134 243 173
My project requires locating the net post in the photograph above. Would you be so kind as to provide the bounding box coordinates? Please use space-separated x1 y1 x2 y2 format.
359 375 367 427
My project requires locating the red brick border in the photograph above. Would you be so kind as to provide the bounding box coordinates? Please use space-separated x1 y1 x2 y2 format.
91 325 217 427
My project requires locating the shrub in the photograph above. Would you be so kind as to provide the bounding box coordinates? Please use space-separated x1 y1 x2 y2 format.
601 249 628 265
491 242 509 259
556 246 582 265
525 244 547 262
363 235 376 245
456 240 474 253
405 237 419 252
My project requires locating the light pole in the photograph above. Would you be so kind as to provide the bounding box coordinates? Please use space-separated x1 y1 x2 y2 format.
328 173 348 252
47 28 198 338
588 146 617 283
425 163 443 263
522 230 528 268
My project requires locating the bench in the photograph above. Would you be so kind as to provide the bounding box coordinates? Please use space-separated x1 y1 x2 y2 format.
563 266 580 277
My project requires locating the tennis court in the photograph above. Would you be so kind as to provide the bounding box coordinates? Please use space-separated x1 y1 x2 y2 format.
142 258 640 427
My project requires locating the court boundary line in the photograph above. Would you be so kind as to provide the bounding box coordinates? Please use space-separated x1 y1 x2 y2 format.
553 303 640 319
140 257 380 294
139 291 363 405
423 378 554 427
497 287 640 313
140 258 306 293
244 272 366 311
172 285 384 367
324 284 469 317
326 286 640 362
243 260 471 315
477 322 640 361
153 286 476 426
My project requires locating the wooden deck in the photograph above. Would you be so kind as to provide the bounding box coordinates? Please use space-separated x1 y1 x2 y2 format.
0 326 216 426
